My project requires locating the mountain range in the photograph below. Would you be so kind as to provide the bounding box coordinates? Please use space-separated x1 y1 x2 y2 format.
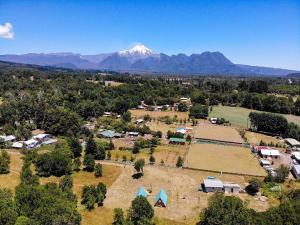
0 44 298 76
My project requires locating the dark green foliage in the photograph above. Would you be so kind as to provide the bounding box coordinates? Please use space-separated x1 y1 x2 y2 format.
113 208 126 225
94 163 103 177
245 178 261 195
35 149 72 177
176 156 184 168
186 134 192 144
20 161 39 186
167 130 184 139
107 150 112 160
178 102 188 112
81 182 107 210
95 144 106 160
128 196 154 225
73 157 81 172
59 175 73 192
0 188 18 225
68 137 82 158
149 154 155 164
189 104 209 119
0 150 10 174
83 154 95 172
85 136 97 155
122 111 132 122
274 165 289 183
134 159 145 174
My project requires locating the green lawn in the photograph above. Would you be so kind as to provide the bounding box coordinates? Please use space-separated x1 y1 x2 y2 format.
210 105 300 128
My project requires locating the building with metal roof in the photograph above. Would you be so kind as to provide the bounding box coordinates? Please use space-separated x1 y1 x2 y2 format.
285 138 300 148
203 178 223 192
291 165 300 179
169 137 186 144
136 187 147 198
155 189 168 207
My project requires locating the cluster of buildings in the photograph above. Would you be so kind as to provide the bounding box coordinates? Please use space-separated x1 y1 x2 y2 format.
136 98 192 112
0 133 57 149
169 127 193 145
136 187 168 207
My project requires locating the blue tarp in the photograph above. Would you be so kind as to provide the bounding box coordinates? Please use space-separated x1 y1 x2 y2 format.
155 189 168 206
136 187 147 197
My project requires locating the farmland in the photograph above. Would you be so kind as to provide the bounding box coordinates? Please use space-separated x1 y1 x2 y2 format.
129 109 189 120
193 122 244 143
185 143 266 176
210 105 300 128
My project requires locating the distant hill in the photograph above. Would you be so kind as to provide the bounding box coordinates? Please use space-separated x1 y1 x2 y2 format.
0 44 298 76
287 72 300 78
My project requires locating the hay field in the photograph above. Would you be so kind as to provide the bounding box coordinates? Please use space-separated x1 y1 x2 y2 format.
185 143 266 176
193 123 244 143
129 109 189 120
245 131 283 146
210 105 300 128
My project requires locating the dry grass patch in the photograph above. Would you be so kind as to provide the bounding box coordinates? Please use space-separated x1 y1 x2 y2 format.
185 143 266 176
0 151 23 190
104 81 124 87
129 110 189 120
193 123 244 143
245 131 283 146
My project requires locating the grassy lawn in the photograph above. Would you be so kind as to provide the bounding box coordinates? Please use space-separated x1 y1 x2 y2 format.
185 143 266 176
129 109 189 120
210 105 300 128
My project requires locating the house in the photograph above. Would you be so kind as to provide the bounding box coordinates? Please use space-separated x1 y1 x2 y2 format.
224 183 241 194
12 141 23 149
136 187 148 198
180 97 189 102
33 133 51 142
260 159 271 166
24 139 39 149
128 132 139 137
0 135 16 142
203 178 224 192
154 189 168 207
136 119 144 124
259 149 280 159
169 137 186 145
291 165 300 179
98 130 122 138
176 127 186 135
285 138 300 150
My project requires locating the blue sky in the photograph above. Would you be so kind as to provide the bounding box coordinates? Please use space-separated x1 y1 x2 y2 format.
0 0 299 69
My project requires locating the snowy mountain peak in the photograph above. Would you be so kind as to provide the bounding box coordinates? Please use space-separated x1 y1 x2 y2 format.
119 44 153 56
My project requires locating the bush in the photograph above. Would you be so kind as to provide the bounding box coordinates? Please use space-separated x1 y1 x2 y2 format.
245 178 261 195
94 163 103 177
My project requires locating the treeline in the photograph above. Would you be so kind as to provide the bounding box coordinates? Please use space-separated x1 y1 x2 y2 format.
249 112 300 140
198 191 300 225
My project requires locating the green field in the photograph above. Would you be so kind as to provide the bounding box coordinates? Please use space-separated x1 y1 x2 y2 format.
210 105 300 128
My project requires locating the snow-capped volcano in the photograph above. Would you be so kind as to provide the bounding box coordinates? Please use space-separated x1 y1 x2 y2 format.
119 44 153 56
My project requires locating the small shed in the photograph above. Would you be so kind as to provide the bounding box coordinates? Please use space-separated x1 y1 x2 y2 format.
0 135 16 142
24 139 39 149
136 187 147 198
203 178 224 192
291 165 300 179
260 159 271 166
136 119 144 124
169 137 186 145
33 133 51 142
12 141 23 149
224 183 241 194
155 189 168 207
128 132 139 137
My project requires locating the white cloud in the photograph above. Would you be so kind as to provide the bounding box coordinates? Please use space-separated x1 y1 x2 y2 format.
0 22 14 39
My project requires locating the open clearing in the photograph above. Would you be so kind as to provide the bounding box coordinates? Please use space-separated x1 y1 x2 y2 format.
210 105 300 127
245 131 284 147
104 164 269 224
129 109 189 120
193 123 244 143
0 151 23 190
185 143 266 176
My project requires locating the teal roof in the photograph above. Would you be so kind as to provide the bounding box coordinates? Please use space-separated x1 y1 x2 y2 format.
169 137 186 143
136 187 147 197
99 130 115 138
155 189 168 206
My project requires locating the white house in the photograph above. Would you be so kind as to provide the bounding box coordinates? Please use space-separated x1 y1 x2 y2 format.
24 139 39 149
32 133 51 142
0 135 16 142
203 178 224 192
291 165 300 179
128 132 139 137
224 183 241 194
260 149 280 158
12 141 23 149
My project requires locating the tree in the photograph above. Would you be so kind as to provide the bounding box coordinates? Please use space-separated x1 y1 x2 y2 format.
20 161 39 186
0 188 18 225
85 136 97 155
81 186 97 210
95 144 106 160
107 150 112 160
149 155 155 165
129 196 154 225
189 104 209 119
83 154 95 172
59 175 73 192
113 208 125 225
122 111 132 122
274 164 289 183
134 159 145 174
0 150 10 174
186 134 192 144
178 102 188 112
176 156 184 168
245 178 261 195
73 157 81 172
68 137 82 158
94 163 103 177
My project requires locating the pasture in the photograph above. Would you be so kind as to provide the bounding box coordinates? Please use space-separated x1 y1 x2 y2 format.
245 131 284 147
210 105 300 128
129 109 189 120
193 123 244 143
185 143 266 176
